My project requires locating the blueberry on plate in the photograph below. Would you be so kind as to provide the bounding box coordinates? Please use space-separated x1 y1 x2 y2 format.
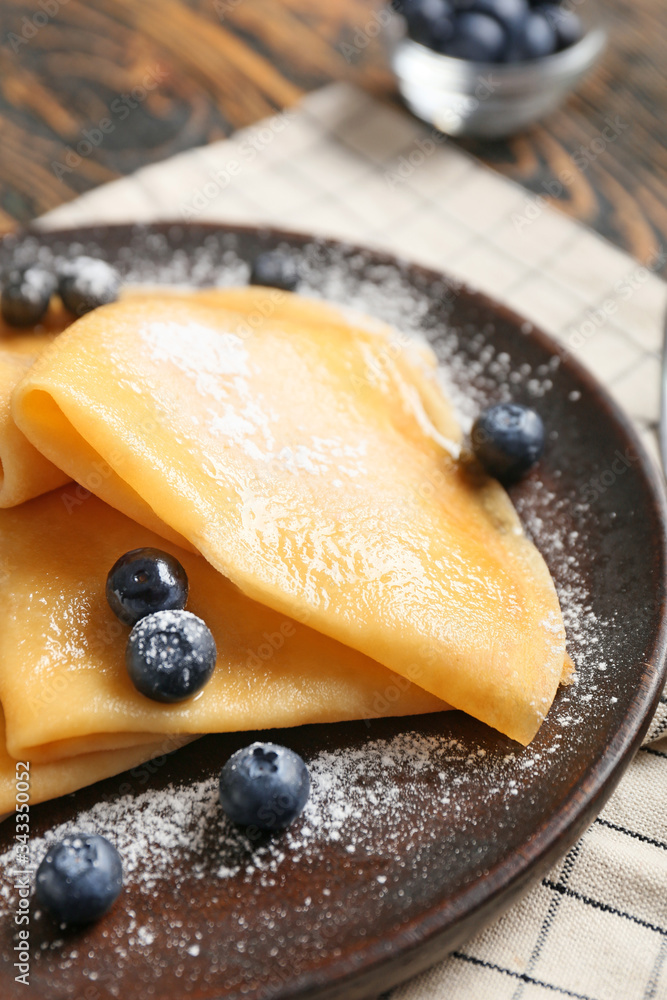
58 256 121 316
35 833 122 924
443 11 507 62
249 250 299 292
404 0 454 50
107 547 189 626
471 402 545 481
219 742 310 831
126 609 217 703
1 265 56 327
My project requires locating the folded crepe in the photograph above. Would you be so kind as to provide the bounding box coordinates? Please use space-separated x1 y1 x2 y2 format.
12 288 567 745
0 286 208 510
0 485 445 764
0 305 71 507
0 287 173 508
0 710 193 817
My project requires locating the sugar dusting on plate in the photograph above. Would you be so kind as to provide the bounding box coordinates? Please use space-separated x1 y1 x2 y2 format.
0 725 566 916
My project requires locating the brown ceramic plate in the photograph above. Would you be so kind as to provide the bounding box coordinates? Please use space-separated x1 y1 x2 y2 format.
1 223 666 1000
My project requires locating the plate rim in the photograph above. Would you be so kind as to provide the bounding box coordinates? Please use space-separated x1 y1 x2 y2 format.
7 219 667 1000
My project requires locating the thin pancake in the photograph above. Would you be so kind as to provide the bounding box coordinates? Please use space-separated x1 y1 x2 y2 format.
12 290 566 744
0 487 446 762
0 304 71 506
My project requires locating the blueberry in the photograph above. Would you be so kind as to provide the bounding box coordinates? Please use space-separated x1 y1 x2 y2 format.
467 0 529 31
249 251 299 292
126 610 216 703
466 0 530 59
1 265 56 327
442 12 507 61
58 256 121 317
219 742 310 831
515 11 557 58
536 4 582 49
107 547 189 626
404 0 455 50
472 403 545 480
35 833 122 924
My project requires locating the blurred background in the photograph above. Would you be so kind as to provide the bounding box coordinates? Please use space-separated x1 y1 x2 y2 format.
0 0 664 271
1 6 667 1000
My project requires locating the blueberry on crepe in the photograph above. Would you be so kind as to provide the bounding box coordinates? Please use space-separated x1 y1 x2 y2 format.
107 547 189 626
472 403 545 481
126 610 217 703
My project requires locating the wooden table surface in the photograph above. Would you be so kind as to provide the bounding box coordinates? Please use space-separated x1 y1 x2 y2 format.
1 0 665 272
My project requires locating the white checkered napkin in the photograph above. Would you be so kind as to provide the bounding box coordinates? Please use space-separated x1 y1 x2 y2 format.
37 83 667 1000
647 696 667 744
391 742 667 1000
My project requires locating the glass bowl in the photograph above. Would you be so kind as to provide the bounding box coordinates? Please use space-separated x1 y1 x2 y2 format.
385 3 607 138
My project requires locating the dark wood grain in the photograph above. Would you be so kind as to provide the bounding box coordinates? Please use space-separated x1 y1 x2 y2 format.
0 0 665 269
0 222 666 1000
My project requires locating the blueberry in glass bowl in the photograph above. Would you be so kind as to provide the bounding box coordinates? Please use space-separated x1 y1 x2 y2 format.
386 0 606 137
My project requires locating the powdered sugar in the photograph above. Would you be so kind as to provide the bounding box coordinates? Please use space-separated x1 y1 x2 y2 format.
0 729 543 916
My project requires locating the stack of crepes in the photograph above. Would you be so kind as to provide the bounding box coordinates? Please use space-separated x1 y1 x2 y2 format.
0 284 569 814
